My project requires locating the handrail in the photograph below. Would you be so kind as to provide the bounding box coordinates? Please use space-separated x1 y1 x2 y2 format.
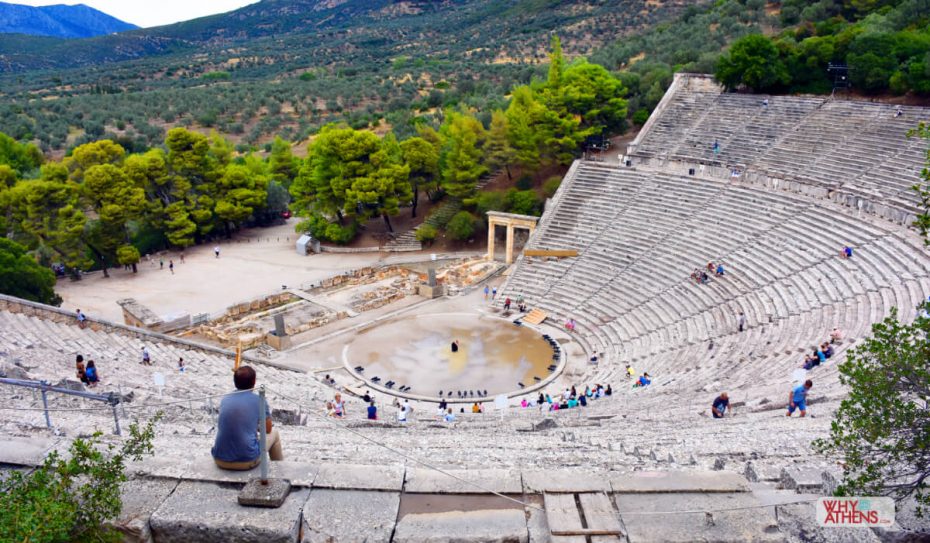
0 377 121 435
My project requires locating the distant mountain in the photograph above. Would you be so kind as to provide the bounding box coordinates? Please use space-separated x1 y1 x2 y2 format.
0 2 137 39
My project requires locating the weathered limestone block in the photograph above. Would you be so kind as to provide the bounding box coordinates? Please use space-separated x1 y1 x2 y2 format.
111 477 179 543
149 481 310 543
301 489 399 543
393 509 528 543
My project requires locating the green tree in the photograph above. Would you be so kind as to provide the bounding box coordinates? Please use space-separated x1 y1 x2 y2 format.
269 136 299 188
814 307 930 514
911 122 930 246
0 131 43 177
0 164 16 188
351 132 411 232
82 164 146 276
561 61 629 134
214 162 269 237
165 128 220 241
545 35 566 108
484 110 516 180
0 417 158 543
291 124 375 226
505 188 542 216
415 223 437 245
446 210 477 241
67 140 125 183
439 111 486 202
400 136 439 218
848 33 897 93
6 180 92 275
506 86 547 173
716 34 791 91
0 237 61 305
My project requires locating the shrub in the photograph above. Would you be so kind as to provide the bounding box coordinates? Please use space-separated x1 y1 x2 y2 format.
632 108 650 126
475 190 507 217
515 174 533 190
542 176 562 198
298 214 357 244
415 224 438 245
0 416 159 543
446 211 477 241
505 188 542 216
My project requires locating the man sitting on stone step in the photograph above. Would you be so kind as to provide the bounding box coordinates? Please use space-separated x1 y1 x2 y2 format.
212 366 284 470
711 393 729 418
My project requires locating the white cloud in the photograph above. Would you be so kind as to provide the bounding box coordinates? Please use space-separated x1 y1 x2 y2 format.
10 0 259 28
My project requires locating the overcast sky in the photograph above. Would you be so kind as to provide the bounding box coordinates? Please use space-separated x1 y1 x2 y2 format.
12 0 259 28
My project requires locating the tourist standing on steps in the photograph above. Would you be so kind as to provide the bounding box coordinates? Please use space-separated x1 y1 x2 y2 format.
212 365 284 470
787 380 813 417
141 346 151 366
332 393 346 418
711 392 729 418
737 312 746 332
484 285 489 300
491 287 497 299
367 401 377 420
444 408 455 423
76 309 88 329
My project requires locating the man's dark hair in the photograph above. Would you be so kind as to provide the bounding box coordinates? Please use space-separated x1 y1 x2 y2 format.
76 354 84 363
805 379 813 387
234 366 257 390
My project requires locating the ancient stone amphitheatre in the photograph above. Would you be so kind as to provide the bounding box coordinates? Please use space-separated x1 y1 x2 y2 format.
2 74 929 541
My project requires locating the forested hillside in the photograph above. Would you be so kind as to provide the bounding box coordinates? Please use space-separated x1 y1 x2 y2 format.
0 0 690 154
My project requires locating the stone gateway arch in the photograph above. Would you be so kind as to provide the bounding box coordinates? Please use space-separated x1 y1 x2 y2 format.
486 211 539 265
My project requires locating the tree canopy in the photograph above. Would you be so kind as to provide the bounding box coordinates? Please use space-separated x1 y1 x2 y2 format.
814 306 930 514
0 237 61 305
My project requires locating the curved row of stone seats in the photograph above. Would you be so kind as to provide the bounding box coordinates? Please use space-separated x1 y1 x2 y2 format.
499 160 930 405
628 74 930 213
0 309 349 436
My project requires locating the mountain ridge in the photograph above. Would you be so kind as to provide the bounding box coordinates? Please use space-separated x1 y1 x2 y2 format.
0 1 137 39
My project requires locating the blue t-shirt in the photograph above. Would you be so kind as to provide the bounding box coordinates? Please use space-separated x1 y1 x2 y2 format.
792 385 808 403
84 366 98 382
212 390 269 463
816 350 826 363
367 405 377 419
713 396 728 414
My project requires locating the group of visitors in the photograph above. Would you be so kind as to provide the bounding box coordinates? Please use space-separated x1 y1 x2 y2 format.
502 294 527 312
624 365 651 387
691 261 725 284
800 328 842 370
534 384 612 412
74 354 99 386
325 392 346 417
